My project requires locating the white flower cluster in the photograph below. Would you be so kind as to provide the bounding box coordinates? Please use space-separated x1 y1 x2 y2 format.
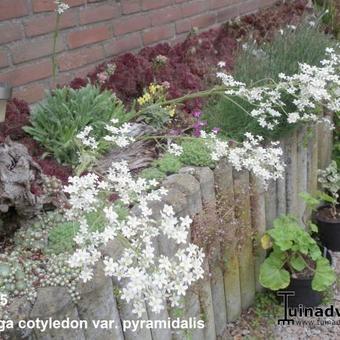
318 160 340 202
104 118 135 148
167 143 183 156
66 161 204 317
201 131 284 186
55 0 69 14
76 126 98 150
217 48 340 129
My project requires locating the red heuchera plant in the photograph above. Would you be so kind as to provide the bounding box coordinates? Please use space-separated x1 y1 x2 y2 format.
68 0 307 112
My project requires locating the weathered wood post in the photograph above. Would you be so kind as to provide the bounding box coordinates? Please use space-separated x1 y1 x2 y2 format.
214 160 241 324
285 130 299 216
250 174 266 292
233 170 256 310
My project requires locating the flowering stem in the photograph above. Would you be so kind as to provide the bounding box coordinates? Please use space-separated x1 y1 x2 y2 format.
52 13 61 81
133 85 226 118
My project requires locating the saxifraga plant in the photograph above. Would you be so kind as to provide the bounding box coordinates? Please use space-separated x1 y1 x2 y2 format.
24 84 129 165
204 20 337 141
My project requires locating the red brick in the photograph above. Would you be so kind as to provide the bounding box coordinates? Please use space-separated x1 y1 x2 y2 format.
238 0 261 16
114 14 151 35
210 0 237 10
121 0 141 14
24 11 78 37
175 19 191 34
150 7 182 26
79 4 121 25
0 0 28 20
58 45 104 71
142 24 175 45
0 60 52 87
0 23 23 44
190 13 216 29
181 1 209 18
32 0 84 12
142 0 172 10
11 38 64 64
258 0 277 9
50 71 77 89
217 5 239 22
104 32 142 57
0 50 8 69
68 26 111 49
13 83 46 104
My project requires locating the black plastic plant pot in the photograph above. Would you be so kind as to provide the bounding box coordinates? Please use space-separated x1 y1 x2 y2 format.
278 277 323 307
276 248 332 308
315 205 340 251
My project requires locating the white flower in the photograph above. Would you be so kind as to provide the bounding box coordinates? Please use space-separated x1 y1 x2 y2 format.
55 0 69 14
287 112 300 124
216 48 340 130
66 161 204 317
104 119 135 147
168 143 183 156
217 61 226 68
76 126 98 150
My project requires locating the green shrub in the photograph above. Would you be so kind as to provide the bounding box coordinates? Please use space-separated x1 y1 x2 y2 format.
259 215 336 292
204 21 336 141
234 21 336 84
313 0 340 39
180 139 215 167
24 84 129 165
154 153 182 175
139 167 166 181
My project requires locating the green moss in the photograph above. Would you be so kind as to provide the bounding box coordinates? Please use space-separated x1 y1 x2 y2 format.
154 153 183 175
139 167 166 181
47 221 79 254
180 139 215 167
46 210 109 255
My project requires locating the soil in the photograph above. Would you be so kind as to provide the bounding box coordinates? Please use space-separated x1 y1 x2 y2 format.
315 206 340 223
0 99 72 184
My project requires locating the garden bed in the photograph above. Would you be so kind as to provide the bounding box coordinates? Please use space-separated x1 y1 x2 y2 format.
0 0 339 338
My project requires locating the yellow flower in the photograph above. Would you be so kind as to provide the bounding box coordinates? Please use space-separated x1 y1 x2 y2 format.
137 97 145 106
144 93 151 103
149 84 157 95
168 107 176 117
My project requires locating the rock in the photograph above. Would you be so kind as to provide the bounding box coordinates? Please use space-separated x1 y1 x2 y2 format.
180 167 215 204
4 296 33 339
163 174 202 216
30 287 85 340
77 263 124 340
0 138 43 237
30 287 72 318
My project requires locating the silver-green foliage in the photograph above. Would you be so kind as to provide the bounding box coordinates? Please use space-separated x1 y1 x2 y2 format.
24 84 128 165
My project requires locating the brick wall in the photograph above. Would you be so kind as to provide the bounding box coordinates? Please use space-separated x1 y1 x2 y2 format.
0 0 277 104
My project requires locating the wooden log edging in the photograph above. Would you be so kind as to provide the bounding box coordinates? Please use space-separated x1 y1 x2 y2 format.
4 128 331 340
